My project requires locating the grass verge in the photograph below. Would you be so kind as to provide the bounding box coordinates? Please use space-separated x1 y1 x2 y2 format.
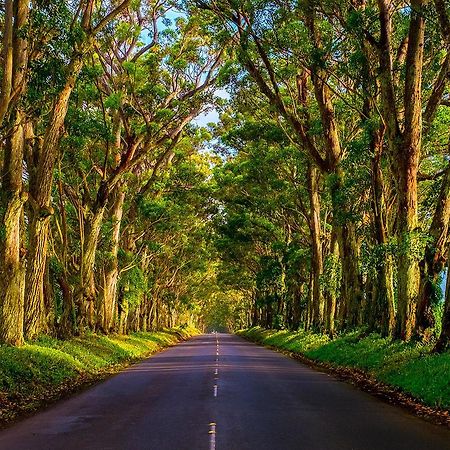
237 327 450 423
0 326 198 425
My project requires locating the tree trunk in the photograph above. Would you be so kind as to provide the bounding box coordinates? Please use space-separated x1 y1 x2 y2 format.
25 212 52 338
324 231 339 336
308 164 324 329
0 0 14 123
377 0 426 340
329 169 362 329
395 157 420 340
306 5 362 330
77 206 106 330
370 132 395 335
118 290 129 334
141 298 149 332
0 0 29 345
149 297 157 330
251 290 259 327
395 116 423 339
57 273 75 337
99 189 125 332
43 255 55 333
0 111 27 345
338 224 361 328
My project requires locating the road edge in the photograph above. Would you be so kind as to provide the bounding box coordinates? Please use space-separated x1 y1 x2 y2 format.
237 332 450 429
0 329 198 429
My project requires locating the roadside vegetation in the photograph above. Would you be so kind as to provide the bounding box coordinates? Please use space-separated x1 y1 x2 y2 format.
0 326 197 423
1 0 450 420
239 328 450 411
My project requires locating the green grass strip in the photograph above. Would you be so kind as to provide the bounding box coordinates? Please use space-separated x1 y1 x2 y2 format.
0 326 198 422
237 327 450 410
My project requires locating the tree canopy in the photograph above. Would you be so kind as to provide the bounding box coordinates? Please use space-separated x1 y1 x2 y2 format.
0 0 449 352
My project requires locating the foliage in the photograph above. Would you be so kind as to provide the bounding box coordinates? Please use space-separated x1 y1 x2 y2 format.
0 0 449 355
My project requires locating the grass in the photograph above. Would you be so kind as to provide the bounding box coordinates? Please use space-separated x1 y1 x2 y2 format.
0 326 198 422
237 327 450 410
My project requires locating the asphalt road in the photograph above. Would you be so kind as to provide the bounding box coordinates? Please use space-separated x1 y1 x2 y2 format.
0 333 449 450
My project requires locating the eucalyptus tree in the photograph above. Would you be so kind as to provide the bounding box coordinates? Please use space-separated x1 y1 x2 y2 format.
24 0 131 340
0 0 30 344
414 0 450 339
0 0 227 342
76 9 222 332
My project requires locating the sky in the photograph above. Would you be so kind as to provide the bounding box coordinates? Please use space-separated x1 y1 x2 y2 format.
194 89 230 127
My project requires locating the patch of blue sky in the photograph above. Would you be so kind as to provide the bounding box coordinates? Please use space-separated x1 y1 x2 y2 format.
440 268 447 302
195 88 230 127
138 7 186 46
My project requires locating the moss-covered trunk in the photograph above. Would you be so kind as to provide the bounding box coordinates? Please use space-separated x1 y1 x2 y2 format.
324 232 339 336
99 189 125 332
77 206 106 331
395 155 420 340
338 221 362 328
308 164 324 329
0 112 27 345
377 0 426 340
370 132 395 336
0 0 29 345
328 170 361 329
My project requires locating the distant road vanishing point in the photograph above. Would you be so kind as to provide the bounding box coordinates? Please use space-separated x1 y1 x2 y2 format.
0 334 449 450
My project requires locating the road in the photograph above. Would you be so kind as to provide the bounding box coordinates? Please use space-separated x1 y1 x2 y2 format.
0 333 449 450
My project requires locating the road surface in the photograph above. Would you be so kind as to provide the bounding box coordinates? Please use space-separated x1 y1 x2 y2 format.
0 333 449 450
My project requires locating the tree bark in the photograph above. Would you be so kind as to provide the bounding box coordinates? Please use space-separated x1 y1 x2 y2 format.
377 0 426 340
0 0 30 345
324 231 339 336
308 164 324 329
0 111 27 345
395 1 425 340
118 289 129 334
328 170 362 329
57 273 75 337
338 221 362 328
99 188 125 332
77 205 106 330
0 0 14 124
370 131 395 336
